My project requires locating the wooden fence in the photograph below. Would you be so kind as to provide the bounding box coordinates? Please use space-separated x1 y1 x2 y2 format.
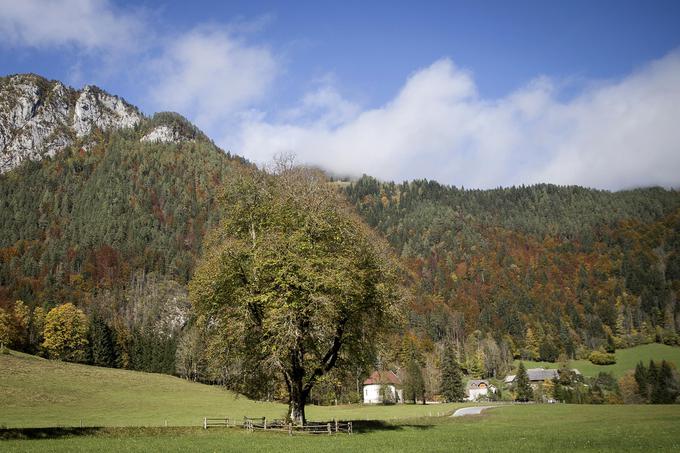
204 416 352 435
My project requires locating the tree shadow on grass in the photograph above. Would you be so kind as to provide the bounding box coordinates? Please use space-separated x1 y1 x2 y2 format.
350 420 435 434
0 427 105 440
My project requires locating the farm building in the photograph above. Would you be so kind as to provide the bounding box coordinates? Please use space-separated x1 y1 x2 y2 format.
363 370 403 404
504 368 581 388
466 379 497 401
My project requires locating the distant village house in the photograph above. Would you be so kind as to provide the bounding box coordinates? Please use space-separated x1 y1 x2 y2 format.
363 370 403 404
466 379 497 401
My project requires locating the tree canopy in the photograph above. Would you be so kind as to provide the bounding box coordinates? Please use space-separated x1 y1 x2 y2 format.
190 163 404 424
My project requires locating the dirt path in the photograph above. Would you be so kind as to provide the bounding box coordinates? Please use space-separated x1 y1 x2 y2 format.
451 406 498 417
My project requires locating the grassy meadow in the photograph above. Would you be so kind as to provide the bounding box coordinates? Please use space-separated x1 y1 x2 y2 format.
3 348 680 452
2 405 680 452
0 350 461 428
514 343 680 377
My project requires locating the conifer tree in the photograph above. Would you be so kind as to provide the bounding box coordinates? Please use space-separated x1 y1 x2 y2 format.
652 360 677 404
515 361 533 402
403 357 426 404
634 361 648 401
440 346 466 402
89 315 117 367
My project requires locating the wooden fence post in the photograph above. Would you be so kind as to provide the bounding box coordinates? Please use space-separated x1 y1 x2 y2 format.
264 417 267 430
327 423 331 435
348 421 352 435
288 423 292 436
334 418 338 433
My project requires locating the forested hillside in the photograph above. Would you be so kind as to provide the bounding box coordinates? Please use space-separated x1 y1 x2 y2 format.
0 113 247 372
346 177 680 371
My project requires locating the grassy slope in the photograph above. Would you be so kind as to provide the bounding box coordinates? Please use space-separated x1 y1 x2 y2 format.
514 344 680 377
0 351 461 428
3 405 680 452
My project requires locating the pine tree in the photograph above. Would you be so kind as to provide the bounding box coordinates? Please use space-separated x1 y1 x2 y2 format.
440 346 466 402
89 315 117 368
634 361 649 401
515 361 533 402
403 357 426 404
652 360 677 404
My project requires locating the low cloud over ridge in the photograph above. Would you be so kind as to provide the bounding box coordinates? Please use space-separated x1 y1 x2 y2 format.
236 52 680 190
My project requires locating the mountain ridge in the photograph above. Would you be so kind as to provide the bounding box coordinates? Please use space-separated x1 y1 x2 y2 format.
0 73 215 174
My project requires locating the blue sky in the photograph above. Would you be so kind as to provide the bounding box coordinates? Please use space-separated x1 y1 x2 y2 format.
1 0 680 189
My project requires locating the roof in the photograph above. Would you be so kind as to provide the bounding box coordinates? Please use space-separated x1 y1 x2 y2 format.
505 368 562 383
527 368 559 381
363 370 402 386
467 379 490 389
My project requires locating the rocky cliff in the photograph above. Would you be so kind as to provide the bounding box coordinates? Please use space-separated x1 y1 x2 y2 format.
0 73 143 173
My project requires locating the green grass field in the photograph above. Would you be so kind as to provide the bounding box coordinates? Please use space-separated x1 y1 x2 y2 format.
0 351 461 428
2 348 680 452
515 343 680 377
2 405 680 452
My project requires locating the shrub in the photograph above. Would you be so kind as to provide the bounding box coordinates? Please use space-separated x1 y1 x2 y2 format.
589 351 616 365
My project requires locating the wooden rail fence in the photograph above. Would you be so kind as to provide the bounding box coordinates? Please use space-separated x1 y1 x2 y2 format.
203 416 352 435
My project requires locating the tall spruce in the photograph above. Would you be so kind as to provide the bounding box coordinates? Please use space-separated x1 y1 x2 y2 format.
89 315 117 368
634 361 649 401
652 360 677 404
515 361 533 402
403 357 426 404
440 346 466 402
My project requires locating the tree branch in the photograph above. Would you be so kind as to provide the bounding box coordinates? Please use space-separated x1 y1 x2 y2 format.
302 317 348 395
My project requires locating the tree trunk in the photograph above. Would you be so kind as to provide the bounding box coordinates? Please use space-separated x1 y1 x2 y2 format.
289 383 307 425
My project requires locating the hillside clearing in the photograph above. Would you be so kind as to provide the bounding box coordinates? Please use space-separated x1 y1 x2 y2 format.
514 343 680 377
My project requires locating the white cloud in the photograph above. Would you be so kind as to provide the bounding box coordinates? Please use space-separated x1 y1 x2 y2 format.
0 0 144 53
235 53 680 190
148 27 277 129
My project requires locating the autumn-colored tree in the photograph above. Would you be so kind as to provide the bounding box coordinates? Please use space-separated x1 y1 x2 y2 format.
618 371 645 404
42 303 89 362
0 308 12 349
524 327 540 360
29 306 46 352
11 300 30 350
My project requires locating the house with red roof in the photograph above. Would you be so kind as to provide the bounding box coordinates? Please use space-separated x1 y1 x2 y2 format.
363 370 404 404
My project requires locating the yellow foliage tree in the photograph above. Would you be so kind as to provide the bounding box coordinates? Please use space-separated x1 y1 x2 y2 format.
42 303 89 362
0 308 13 348
525 327 540 360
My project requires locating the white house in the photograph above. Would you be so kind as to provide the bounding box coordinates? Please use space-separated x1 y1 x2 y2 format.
466 379 496 401
363 370 403 404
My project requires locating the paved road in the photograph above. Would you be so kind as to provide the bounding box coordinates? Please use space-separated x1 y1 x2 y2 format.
452 406 498 417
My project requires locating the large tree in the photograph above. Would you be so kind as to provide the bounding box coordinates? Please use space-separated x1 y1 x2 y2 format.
190 164 403 424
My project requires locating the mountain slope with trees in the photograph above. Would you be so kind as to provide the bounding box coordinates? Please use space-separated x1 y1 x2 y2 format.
0 97 247 373
345 177 680 379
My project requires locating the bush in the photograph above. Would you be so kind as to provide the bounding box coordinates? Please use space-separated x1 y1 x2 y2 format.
589 351 616 365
